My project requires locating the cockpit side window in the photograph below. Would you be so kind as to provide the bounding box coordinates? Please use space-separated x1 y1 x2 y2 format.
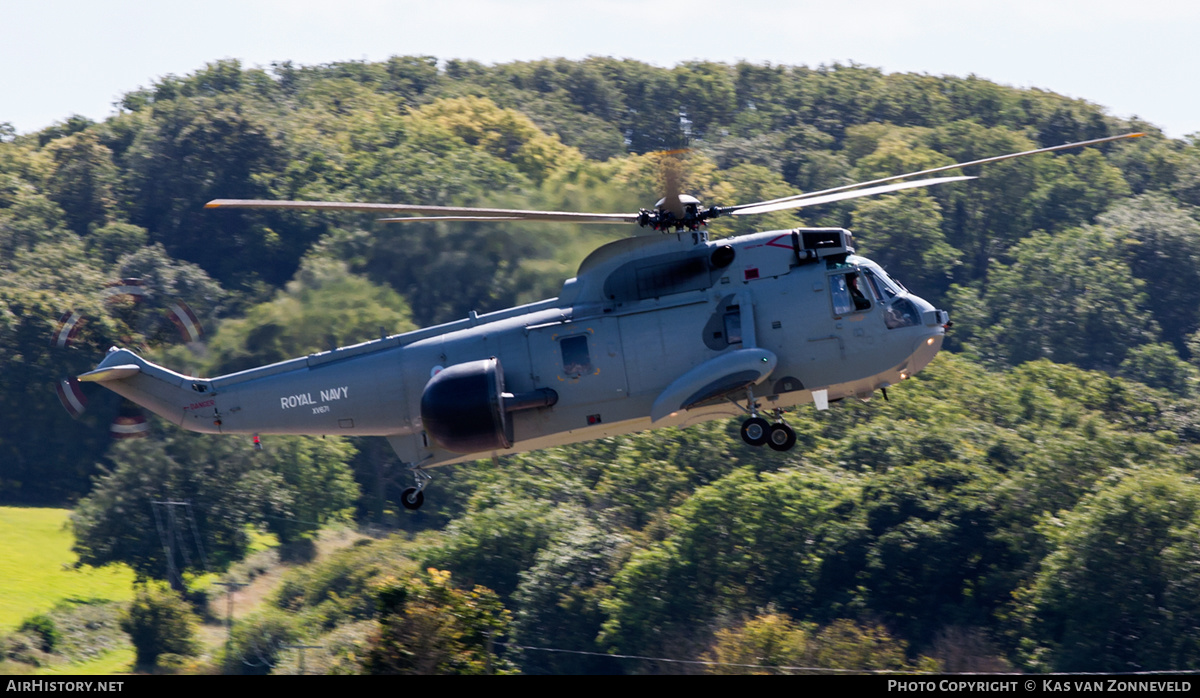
885 298 921 329
863 269 896 302
830 272 871 316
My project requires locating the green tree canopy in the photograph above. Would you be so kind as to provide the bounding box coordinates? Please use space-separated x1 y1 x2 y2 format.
72 431 358 583
1020 471 1200 672
204 256 414 374
952 226 1158 371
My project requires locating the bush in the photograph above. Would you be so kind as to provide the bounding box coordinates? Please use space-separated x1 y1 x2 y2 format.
704 614 939 674
18 615 60 653
220 608 301 675
365 569 516 675
272 536 413 629
119 582 199 668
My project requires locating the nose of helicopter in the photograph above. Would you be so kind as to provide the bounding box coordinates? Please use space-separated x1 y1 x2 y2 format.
907 295 949 375
910 330 944 374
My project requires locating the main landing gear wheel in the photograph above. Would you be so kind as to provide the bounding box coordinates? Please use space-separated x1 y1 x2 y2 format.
401 487 425 510
767 422 797 452
740 417 770 446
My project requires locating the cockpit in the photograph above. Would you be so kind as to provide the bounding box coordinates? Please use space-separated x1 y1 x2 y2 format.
829 256 922 330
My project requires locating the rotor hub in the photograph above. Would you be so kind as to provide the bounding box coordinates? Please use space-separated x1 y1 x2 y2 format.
638 195 724 232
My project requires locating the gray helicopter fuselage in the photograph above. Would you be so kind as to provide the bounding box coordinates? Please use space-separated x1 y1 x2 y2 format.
88 228 947 468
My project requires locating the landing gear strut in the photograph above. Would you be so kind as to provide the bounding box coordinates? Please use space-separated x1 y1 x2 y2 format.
401 467 431 510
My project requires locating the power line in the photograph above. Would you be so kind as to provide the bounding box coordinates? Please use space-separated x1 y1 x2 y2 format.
151 499 210 588
213 580 247 673
497 642 1200 676
281 644 325 675
498 641 923 674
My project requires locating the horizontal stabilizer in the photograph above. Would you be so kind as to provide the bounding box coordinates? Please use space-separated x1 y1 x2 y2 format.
77 364 141 382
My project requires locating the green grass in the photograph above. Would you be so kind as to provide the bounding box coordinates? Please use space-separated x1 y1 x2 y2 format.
0 507 134 632
37 648 134 676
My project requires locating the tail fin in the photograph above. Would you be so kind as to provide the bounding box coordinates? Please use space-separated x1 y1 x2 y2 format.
80 347 221 434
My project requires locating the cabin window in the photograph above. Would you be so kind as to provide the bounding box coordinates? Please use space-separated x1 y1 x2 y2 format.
723 311 743 345
830 272 871 316
560 335 592 376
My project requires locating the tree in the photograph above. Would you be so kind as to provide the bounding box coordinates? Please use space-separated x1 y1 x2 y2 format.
1028 149 1129 232
852 190 960 302
112 243 226 334
120 581 199 668
0 255 120 503
1119 343 1198 396
0 231 226 506
42 130 119 235
120 86 296 287
588 58 683 153
675 62 737 140
600 467 860 657
366 569 515 675
219 608 300 675
382 55 441 101
847 460 1010 643
272 536 413 628
926 123 1042 279
255 436 360 545
705 612 813 674
704 614 933 674
704 162 803 237
86 221 149 266
72 430 357 585
958 226 1158 371
1098 194 1200 351
411 96 582 185
204 256 414 374
1020 471 1200 672
420 498 580 601
511 522 627 674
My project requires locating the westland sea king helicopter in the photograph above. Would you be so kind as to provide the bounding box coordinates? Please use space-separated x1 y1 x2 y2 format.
76 133 1142 508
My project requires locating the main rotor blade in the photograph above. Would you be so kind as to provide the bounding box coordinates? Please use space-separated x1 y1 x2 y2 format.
378 216 524 223
727 132 1144 213
731 176 976 216
658 148 687 217
205 199 638 224
377 216 629 224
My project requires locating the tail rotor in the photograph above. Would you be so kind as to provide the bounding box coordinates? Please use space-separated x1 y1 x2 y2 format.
51 278 205 439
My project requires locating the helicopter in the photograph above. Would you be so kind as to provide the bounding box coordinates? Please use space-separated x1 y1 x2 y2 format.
77 133 1143 509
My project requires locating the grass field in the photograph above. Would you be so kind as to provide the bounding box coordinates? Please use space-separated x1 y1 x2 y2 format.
37 648 135 676
0 506 134 631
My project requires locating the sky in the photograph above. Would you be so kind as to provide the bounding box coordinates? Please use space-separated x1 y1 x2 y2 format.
2 0 1198 138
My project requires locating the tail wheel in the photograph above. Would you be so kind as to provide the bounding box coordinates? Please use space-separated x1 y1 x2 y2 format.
400 487 425 511
767 422 797 452
740 417 770 446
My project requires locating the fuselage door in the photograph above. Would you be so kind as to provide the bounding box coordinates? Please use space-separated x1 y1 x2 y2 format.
527 318 628 407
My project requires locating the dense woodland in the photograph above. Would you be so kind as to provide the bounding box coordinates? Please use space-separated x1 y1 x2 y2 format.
4 56 1200 673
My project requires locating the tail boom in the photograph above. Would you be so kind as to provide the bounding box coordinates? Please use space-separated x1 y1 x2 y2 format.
82 346 416 438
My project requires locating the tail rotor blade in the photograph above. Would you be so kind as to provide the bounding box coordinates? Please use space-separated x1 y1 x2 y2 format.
111 401 150 439
56 378 88 418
